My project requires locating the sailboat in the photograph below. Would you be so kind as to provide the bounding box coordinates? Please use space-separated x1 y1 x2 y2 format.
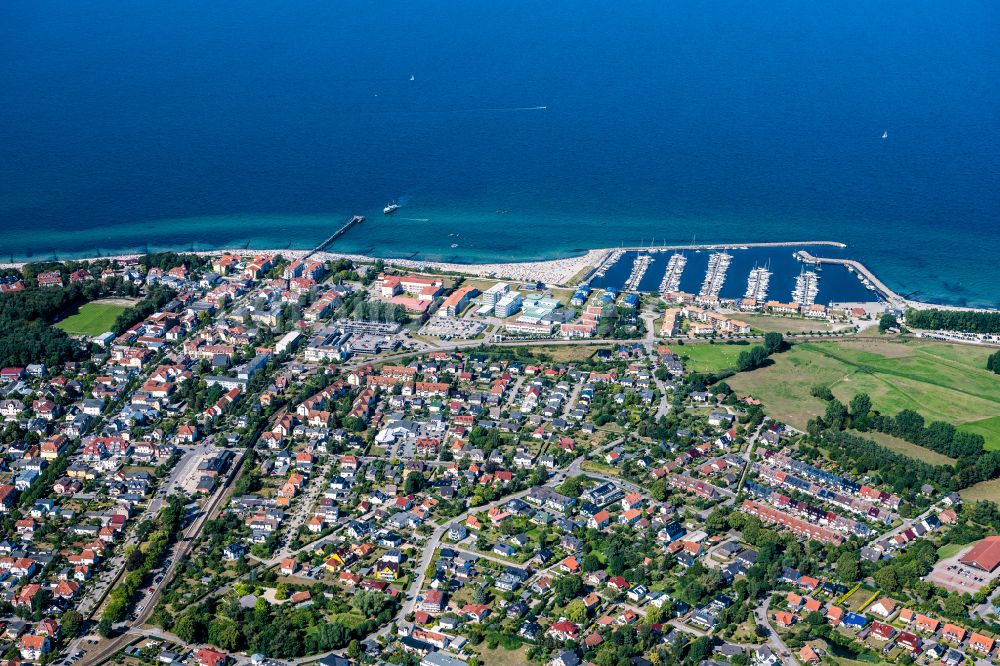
882 131 888 139
410 74 415 81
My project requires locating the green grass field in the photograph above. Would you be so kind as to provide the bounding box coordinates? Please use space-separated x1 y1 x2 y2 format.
677 343 749 373
55 302 127 336
728 338 1000 450
936 542 968 561
961 477 1000 503
735 313 850 334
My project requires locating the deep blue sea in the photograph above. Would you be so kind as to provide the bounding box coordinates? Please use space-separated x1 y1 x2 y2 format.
1 1 998 307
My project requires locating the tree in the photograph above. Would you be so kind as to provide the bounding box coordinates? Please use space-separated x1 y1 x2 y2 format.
873 566 899 592
645 603 667 624
763 332 784 354
61 610 83 638
687 636 712 663
988 350 1000 374
208 619 241 651
849 393 872 431
172 612 204 643
824 399 848 431
836 552 860 582
348 640 362 659
879 312 898 332
736 345 770 372
810 384 834 401
353 590 393 618
554 574 583 602
943 593 968 619
404 471 427 495
564 599 587 623
97 617 114 638
892 409 925 441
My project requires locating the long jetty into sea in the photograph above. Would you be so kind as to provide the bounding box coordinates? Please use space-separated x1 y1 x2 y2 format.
305 215 365 259
794 250 905 306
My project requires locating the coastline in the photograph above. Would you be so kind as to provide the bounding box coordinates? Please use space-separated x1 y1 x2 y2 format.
1 243 992 313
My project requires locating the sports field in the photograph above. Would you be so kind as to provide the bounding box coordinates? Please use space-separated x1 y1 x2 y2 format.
727 339 1000 450
55 301 128 336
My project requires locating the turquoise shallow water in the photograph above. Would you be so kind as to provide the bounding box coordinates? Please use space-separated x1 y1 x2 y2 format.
1 0 998 307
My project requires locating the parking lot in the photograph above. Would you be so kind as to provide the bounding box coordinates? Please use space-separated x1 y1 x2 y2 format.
926 549 1000 594
419 318 486 339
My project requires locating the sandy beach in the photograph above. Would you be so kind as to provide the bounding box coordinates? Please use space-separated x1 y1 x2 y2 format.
0 248 611 288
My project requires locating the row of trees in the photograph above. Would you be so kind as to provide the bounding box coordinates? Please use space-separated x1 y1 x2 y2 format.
987 350 1000 374
868 407 985 458
735 332 785 372
100 495 186 635
813 391 985 459
820 428 1000 492
906 308 1000 334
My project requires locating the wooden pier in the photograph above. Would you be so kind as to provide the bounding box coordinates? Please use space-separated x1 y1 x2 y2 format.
306 215 365 258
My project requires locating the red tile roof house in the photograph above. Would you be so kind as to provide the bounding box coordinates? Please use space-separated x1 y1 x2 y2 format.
461 604 490 623
546 621 580 641
802 597 823 614
969 632 996 656
896 631 921 653
869 621 895 642
589 510 611 530
19 634 50 660
195 647 229 666
607 576 630 592
798 645 820 664
0 368 25 383
774 611 796 628
419 589 446 613
559 556 580 573
36 271 63 288
914 613 940 634
941 623 966 644
0 484 17 512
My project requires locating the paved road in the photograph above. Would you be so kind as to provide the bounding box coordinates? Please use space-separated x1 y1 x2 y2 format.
754 595 796 666
870 503 937 546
